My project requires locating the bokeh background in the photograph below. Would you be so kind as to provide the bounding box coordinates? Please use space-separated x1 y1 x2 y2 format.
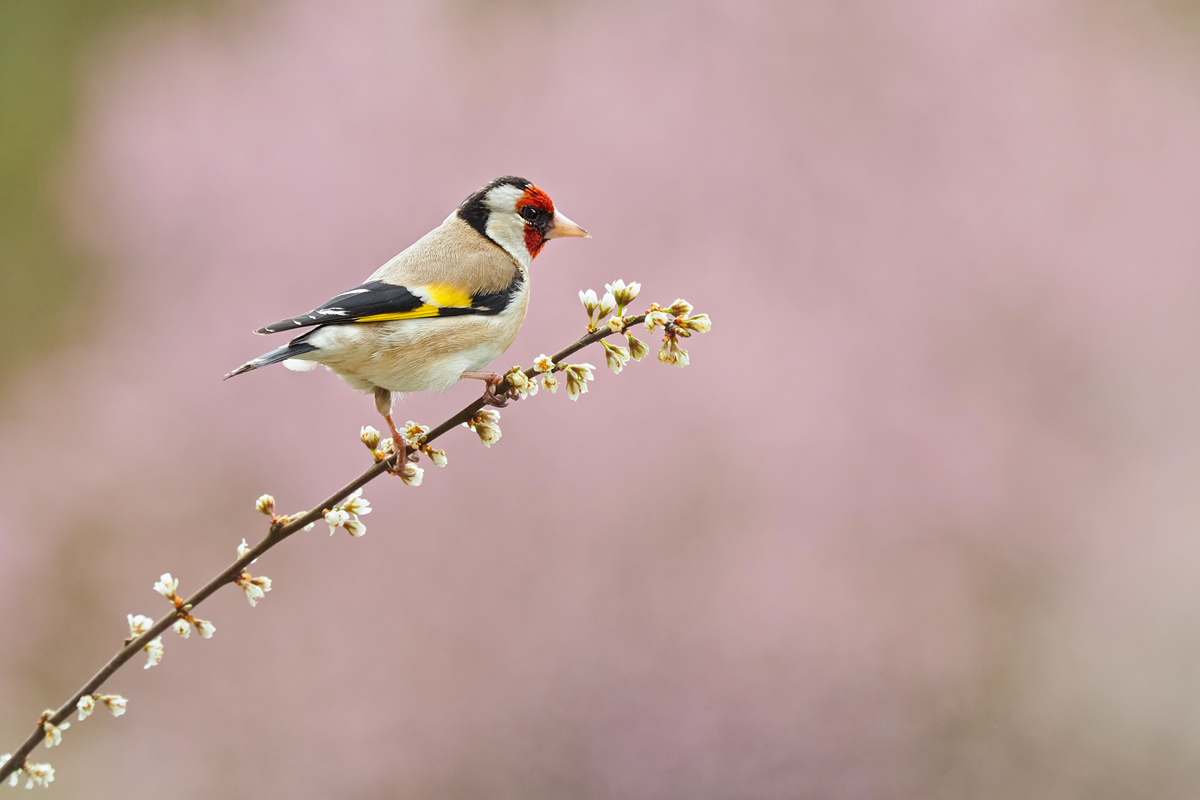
4 0 1200 796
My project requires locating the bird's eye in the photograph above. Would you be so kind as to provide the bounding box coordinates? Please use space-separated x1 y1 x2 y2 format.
520 206 541 222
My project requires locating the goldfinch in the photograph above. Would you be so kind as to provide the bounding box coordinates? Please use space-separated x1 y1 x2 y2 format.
225 176 589 452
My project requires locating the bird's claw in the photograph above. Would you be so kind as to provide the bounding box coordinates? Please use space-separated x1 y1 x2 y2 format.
386 448 420 477
481 381 511 408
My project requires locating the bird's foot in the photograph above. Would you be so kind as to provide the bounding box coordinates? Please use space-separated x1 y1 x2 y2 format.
383 414 416 477
461 371 511 408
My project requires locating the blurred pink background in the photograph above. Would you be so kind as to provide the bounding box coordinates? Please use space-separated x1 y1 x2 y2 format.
5 0 1200 796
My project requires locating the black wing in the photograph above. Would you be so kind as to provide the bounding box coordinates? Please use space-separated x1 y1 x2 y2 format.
255 275 524 334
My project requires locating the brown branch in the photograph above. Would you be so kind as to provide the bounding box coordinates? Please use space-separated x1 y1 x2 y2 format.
0 316 645 784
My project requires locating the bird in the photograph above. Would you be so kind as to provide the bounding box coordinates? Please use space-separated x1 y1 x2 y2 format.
225 176 589 464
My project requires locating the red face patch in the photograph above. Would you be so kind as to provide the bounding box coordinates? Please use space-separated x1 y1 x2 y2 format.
516 186 556 259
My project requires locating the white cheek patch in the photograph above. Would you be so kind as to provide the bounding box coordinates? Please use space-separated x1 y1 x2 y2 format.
484 184 533 268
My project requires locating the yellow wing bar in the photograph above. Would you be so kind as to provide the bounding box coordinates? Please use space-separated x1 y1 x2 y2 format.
355 284 474 322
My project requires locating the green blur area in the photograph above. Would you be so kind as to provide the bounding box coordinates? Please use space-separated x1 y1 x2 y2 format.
0 0 208 397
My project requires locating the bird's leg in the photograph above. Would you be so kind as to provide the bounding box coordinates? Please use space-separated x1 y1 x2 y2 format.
383 414 413 475
374 387 412 475
460 371 509 408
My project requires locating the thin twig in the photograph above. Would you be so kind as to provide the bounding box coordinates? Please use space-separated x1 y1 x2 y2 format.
0 317 643 784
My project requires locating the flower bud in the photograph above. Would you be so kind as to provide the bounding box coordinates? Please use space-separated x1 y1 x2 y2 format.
680 313 711 334
578 288 599 321
474 422 502 447
360 426 381 450
255 494 275 516
605 279 641 309
598 291 616 319
427 448 448 467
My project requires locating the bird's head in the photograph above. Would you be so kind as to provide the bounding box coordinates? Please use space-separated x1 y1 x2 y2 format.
457 176 589 267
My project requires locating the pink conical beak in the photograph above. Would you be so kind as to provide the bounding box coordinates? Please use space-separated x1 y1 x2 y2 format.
545 210 590 239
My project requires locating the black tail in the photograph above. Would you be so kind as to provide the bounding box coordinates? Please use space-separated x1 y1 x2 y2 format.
224 338 318 380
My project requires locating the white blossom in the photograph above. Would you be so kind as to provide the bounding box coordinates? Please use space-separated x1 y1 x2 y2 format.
76 695 95 721
533 354 556 373
542 374 559 394
324 509 350 534
153 573 178 599
426 448 448 467
680 313 711 333
595 292 614 320
97 694 127 717
23 762 53 789
568 363 595 382
507 368 537 399
472 421 502 447
602 341 630 374
344 517 369 535
403 420 430 442
605 279 641 309
606 315 627 333
627 334 650 361
360 425 381 450
564 363 596 401
399 463 424 487
241 581 265 606
255 494 275 516
237 573 272 606
668 298 694 316
579 288 599 313
143 636 164 669
507 369 530 393
644 309 674 331
172 619 191 638
40 716 67 749
127 613 153 638
658 337 690 367
465 408 503 447
341 489 371 516
194 618 216 639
